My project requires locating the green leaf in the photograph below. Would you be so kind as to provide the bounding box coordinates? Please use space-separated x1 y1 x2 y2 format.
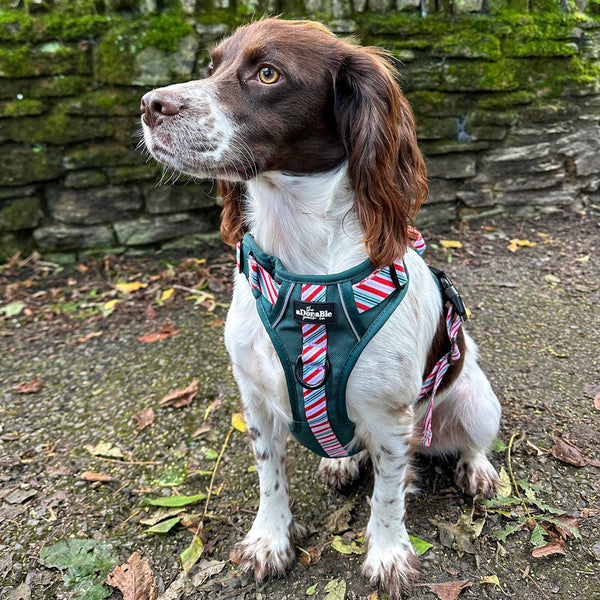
180 535 204 573
0 301 26 317
491 518 527 542
143 515 182 534
324 579 346 600
204 448 219 460
490 438 508 452
39 539 119 600
409 535 433 556
331 536 366 555
530 524 548 548
147 493 206 508
306 583 319 595
140 507 185 526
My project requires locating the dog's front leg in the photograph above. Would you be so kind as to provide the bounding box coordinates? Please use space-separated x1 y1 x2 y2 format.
230 404 304 580
361 413 419 599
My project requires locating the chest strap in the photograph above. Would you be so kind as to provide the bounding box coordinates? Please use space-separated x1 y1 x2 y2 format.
238 233 410 458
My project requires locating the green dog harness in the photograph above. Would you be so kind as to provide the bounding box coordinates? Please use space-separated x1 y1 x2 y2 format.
237 233 413 458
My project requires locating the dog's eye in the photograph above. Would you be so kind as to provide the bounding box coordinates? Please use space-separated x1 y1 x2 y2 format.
258 66 280 84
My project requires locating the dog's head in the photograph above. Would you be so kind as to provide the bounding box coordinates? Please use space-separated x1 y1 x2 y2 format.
141 18 428 266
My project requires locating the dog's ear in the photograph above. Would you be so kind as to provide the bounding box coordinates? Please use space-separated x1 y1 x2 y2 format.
218 180 246 247
334 47 428 267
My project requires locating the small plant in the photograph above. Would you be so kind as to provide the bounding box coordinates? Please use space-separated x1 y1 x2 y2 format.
483 432 581 557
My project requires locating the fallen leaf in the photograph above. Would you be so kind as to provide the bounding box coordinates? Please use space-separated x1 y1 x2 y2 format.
430 513 484 555
138 323 181 343
532 541 566 558
115 281 148 294
439 239 463 249
147 493 206 508
84 441 125 459
324 579 346 600
74 331 103 344
550 438 588 467
134 407 155 431
410 534 433 556
11 378 44 394
594 392 600 411
481 574 500 587
298 544 323 566
101 298 119 317
4 488 38 504
306 582 319 595
159 379 199 408
324 500 354 533
190 559 225 586
424 580 472 600
552 514 580 540
331 535 365 555
80 471 112 483
180 535 204 573
575 254 590 263
158 288 174 306
105 552 157 600
143 516 182 535
0 301 27 317
231 412 247 432
497 466 512 497
508 238 537 252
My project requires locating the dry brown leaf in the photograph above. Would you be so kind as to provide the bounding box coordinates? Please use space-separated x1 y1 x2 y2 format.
106 552 157 600
134 407 155 431
138 323 181 343
74 331 103 344
594 392 600 411
424 579 472 600
159 380 199 408
12 378 44 394
323 500 354 534
552 514 580 540
80 471 112 483
551 438 589 467
298 544 323 566
532 541 566 558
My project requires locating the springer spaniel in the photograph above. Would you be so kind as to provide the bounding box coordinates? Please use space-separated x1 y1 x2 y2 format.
141 18 501 598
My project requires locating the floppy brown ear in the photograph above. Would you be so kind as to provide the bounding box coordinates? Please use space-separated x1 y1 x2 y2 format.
218 180 246 247
335 47 428 267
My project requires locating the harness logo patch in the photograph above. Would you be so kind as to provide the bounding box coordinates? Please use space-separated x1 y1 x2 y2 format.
293 301 336 324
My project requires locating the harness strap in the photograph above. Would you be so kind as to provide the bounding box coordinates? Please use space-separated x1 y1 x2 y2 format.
418 304 463 447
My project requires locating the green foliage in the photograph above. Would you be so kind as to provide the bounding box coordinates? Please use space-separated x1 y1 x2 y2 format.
39 539 119 600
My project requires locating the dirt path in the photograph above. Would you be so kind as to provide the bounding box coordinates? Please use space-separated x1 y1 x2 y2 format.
1 212 599 600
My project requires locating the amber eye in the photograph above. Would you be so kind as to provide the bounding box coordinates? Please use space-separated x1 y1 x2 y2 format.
258 66 280 84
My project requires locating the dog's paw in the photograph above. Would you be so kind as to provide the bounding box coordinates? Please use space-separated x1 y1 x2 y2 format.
318 454 362 489
362 540 420 599
230 521 306 581
455 453 501 499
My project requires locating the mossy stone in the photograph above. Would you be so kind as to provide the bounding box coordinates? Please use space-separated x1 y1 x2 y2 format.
0 196 43 231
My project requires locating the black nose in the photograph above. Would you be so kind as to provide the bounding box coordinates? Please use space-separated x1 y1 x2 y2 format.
140 90 183 128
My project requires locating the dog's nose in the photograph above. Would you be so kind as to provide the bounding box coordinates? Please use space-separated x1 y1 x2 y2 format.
140 91 183 128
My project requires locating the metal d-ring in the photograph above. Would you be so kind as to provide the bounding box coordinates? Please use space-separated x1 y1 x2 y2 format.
294 355 331 390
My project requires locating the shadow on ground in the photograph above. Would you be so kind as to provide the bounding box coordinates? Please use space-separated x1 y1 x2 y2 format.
1 212 599 600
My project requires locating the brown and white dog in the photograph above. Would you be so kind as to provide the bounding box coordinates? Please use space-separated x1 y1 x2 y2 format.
140 18 501 598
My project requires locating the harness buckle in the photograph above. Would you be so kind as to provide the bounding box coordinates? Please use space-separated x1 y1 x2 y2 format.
429 266 467 320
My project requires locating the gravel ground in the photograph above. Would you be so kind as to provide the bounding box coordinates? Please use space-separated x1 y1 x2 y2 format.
1 212 599 600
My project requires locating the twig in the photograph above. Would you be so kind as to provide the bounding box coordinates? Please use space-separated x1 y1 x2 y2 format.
507 431 534 521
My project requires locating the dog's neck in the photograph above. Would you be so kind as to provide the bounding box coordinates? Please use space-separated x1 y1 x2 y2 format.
244 165 367 275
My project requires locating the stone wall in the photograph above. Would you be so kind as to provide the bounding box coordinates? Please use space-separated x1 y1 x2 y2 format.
1 0 599 261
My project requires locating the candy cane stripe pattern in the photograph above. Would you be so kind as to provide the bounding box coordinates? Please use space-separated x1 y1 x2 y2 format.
352 261 407 313
300 284 348 457
247 255 280 305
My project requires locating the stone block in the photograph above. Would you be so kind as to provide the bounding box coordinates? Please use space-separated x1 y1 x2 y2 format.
456 189 495 207
485 143 552 163
469 125 507 142
7 114 113 145
427 178 458 203
396 0 421 10
144 184 216 214
426 155 477 179
556 124 600 177
2 145 62 186
415 201 457 227
62 143 143 170
114 212 217 246
47 186 143 225
64 170 109 189
453 0 483 12
0 196 43 231
33 224 116 251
